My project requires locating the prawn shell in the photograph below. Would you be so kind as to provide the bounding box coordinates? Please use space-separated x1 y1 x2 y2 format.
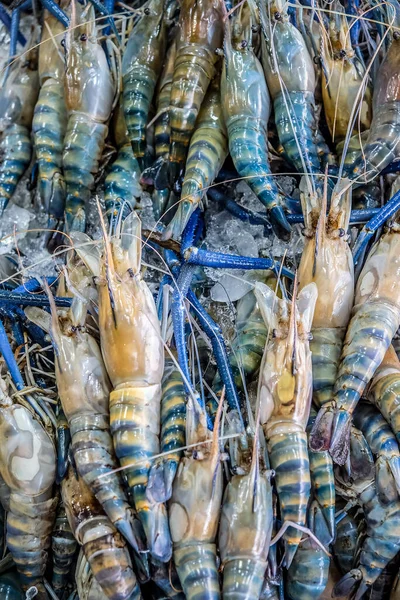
268 431 311 567
0 405 56 496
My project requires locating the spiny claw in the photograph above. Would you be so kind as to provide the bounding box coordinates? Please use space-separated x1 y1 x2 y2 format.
329 409 352 465
269 205 291 241
309 405 334 452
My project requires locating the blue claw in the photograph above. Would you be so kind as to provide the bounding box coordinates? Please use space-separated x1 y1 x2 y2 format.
209 187 381 226
208 187 272 230
166 252 212 428
0 318 24 389
13 277 57 294
269 205 292 241
352 189 400 266
181 207 204 252
0 289 71 308
0 4 26 47
103 0 115 35
187 289 244 424
40 0 69 27
183 246 294 279
87 0 120 42
0 307 24 346
170 264 196 396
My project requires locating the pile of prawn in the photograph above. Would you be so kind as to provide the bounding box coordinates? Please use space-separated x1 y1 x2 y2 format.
2 0 400 597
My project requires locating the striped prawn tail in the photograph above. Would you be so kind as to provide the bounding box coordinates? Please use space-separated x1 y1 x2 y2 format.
109 384 172 563
222 559 267 600
369 347 400 444
268 431 311 568
122 67 157 168
104 143 141 225
32 78 67 228
227 117 290 240
63 114 108 231
168 46 217 189
308 448 335 543
287 535 330 600
7 492 57 594
174 543 220 600
70 413 147 556
0 124 31 214
274 91 322 179
310 327 346 409
312 300 400 464
81 519 142 600
51 501 78 595
159 361 186 500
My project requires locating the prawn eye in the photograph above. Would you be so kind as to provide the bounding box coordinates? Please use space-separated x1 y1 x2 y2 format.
80 33 87 42
240 39 248 48
144 7 150 14
61 38 66 47
274 11 282 20
394 31 400 40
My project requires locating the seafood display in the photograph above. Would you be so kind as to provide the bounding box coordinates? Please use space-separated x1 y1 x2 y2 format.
3 0 400 597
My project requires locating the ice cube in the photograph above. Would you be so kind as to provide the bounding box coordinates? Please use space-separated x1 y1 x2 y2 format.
0 204 33 255
211 272 253 303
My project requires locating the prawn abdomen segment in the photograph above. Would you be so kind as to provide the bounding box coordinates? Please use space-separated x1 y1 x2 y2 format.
123 65 157 159
0 124 32 213
32 78 67 214
273 91 320 176
173 543 220 600
311 327 347 408
268 431 311 567
110 384 162 488
63 114 108 229
334 300 400 417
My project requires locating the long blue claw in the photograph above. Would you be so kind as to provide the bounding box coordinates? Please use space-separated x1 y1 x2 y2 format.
0 318 24 389
0 289 72 308
181 207 203 253
14 277 57 294
170 264 196 395
88 0 120 42
183 246 294 279
169 262 213 429
382 159 400 175
0 307 24 346
0 4 26 46
209 187 381 226
9 7 21 62
187 289 244 425
269 205 292 241
40 0 69 27
352 189 400 266
103 0 115 35
208 187 272 229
